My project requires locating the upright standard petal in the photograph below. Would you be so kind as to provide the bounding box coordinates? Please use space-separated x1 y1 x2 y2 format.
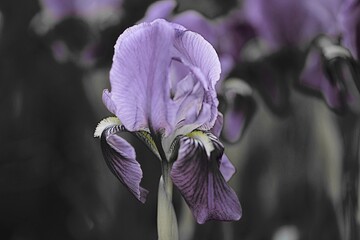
170 131 241 224
105 20 175 133
99 124 148 203
171 28 221 131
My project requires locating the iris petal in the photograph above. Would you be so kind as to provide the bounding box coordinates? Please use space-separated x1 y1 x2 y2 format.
171 29 221 131
101 125 149 203
105 19 175 133
206 132 236 182
170 132 241 224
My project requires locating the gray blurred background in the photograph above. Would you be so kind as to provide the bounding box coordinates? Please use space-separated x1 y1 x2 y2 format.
0 0 358 239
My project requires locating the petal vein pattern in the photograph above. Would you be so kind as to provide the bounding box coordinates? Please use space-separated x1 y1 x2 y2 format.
107 20 174 133
170 132 241 224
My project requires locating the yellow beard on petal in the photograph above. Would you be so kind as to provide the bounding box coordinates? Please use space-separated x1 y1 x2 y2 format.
186 131 215 158
94 116 122 138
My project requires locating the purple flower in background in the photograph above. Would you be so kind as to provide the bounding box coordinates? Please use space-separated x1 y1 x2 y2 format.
294 0 360 112
220 79 256 143
299 36 360 112
243 0 339 50
94 19 241 224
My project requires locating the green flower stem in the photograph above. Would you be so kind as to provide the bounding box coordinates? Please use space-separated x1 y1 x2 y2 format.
162 161 173 201
157 161 179 240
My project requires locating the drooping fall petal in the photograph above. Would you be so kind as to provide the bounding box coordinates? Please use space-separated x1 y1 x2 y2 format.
100 124 148 203
171 131 241 224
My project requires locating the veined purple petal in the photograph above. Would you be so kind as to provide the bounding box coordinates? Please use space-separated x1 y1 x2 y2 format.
171 132 241 224
100 125 148 203
104 19 221 137
172 29 221 131
106 20 175 133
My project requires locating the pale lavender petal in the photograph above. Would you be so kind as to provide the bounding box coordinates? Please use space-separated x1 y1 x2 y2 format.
140 0 177 23
173 30 221 90
210 113 223 138
172 29 221 130
101 125 148 203
106 19 175 133
102 89 118 116
171 133 241 224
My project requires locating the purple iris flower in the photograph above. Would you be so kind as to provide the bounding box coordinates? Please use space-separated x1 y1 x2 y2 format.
94 19 241 224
